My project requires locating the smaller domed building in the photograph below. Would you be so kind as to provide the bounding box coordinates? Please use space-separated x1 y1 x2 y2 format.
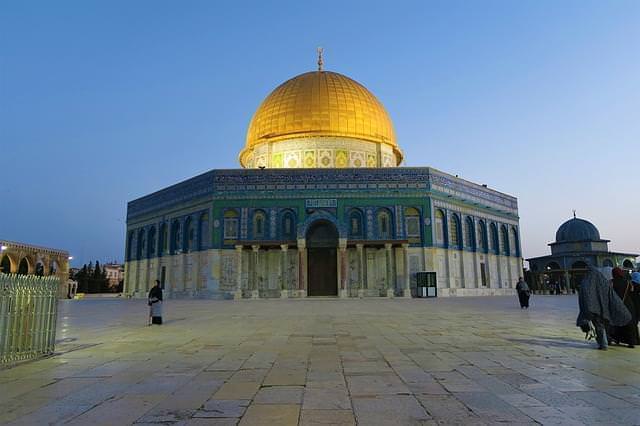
527 216 637 293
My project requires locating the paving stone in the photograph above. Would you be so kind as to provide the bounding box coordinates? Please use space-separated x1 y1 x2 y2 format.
303 387 351 410
300 409 355 425
5 297 640 426
238 404 300 425
196 399 250 418
211 382 260 400
253 386 304 404
346 374 410 396
352 395 430 425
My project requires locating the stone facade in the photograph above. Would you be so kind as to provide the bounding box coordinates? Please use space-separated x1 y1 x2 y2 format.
124 167 522 299
0 239 70 298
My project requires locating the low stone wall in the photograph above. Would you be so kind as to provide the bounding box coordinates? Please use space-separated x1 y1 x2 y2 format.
0 274 59 367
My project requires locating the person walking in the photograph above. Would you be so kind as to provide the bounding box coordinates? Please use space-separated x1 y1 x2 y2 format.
609 267 638 348
516 277 531 309
576 266 631 350
631 272 640 341
148 280 163 325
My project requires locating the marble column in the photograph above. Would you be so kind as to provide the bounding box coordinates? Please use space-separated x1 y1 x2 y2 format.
234 245 243 300
564 270 570 295
356 244 365 298
251 245 260 299
385 243 394 298
339 239 348 298
280 244 289 298
297 239 307 297
402 243 411 298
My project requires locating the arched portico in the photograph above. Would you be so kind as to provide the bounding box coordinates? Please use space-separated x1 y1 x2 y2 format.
306 220 339 296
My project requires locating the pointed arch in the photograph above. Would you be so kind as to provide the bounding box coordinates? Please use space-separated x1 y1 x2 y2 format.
252 209 267 239
500 224 510 256
348 208 364 238
281 209 296 240
185 216 196 252
477 220 488 253
199 212 210 250
450 213 462 249
377 208 393 239
490 223 499 255
404 207 421 238
434 209 447 246
171 219 182 254
137 228 146 260
159 223 168 256
464 216 475 250
147 226 156 258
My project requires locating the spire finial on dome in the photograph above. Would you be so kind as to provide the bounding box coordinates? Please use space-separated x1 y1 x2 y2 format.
573 210 576 219
317 47 324 71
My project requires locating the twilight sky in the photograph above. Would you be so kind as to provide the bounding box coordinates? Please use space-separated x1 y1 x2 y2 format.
1 0 638 267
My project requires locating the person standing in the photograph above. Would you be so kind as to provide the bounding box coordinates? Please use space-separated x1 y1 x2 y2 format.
516 277 531 309
610 268 640 347
148 280 163 325
576 266 631 350
631 272 640 344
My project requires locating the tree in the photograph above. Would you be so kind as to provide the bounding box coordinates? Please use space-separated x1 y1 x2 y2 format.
73 261 111 293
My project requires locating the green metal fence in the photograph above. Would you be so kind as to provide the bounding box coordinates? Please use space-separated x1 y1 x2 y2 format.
0 273 59 366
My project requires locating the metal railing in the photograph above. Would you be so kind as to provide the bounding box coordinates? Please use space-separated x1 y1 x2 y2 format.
0 273 59 366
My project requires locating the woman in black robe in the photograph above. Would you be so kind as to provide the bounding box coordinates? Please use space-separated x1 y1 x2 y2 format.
609 268 638 348
148 280 163 325
577 266 631 350
516 277 531 309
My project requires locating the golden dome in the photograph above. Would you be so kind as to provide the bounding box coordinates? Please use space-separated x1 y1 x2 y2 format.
240 71 402 167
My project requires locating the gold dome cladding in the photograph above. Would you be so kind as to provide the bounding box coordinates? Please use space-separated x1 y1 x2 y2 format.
241 70 401 167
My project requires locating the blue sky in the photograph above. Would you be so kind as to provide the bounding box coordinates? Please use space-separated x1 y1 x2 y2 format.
1 0 638 266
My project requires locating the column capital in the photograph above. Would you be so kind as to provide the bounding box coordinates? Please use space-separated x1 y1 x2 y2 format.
356 243 364 250
338 238 347 250
401 243 409 249
384 243 393 250
280 244 289 251
235 245 244 252
251 244 260 252
297 239 306 249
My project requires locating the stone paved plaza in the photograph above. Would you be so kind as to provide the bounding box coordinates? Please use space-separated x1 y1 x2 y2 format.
1 296 640 425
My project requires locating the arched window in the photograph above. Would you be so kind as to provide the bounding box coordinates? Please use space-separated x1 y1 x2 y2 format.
450 214 461 249
127 231 135 261
510 227 520 257
282 210 296 240
490 223 499 255
405 207 420 238
500 225 510 256
50 260 58 275
223 210 239 240
148 226 156 257
377 209 392 239
171 220 182 254
35 262 45 276
253 210 266 239
349 209 364 238
185 217 195 252
1 255 11 274
199 213 210 249
137 229 146 260
435 209 446 245
464 217 475 250
159 223 168 256
623 259 634 269
477 220 488 252
18 258 29 275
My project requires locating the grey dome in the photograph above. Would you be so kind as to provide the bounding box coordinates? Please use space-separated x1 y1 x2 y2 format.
555 218 601 242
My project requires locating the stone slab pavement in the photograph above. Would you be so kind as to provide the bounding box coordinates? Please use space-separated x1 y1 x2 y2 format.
1 295 639 425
